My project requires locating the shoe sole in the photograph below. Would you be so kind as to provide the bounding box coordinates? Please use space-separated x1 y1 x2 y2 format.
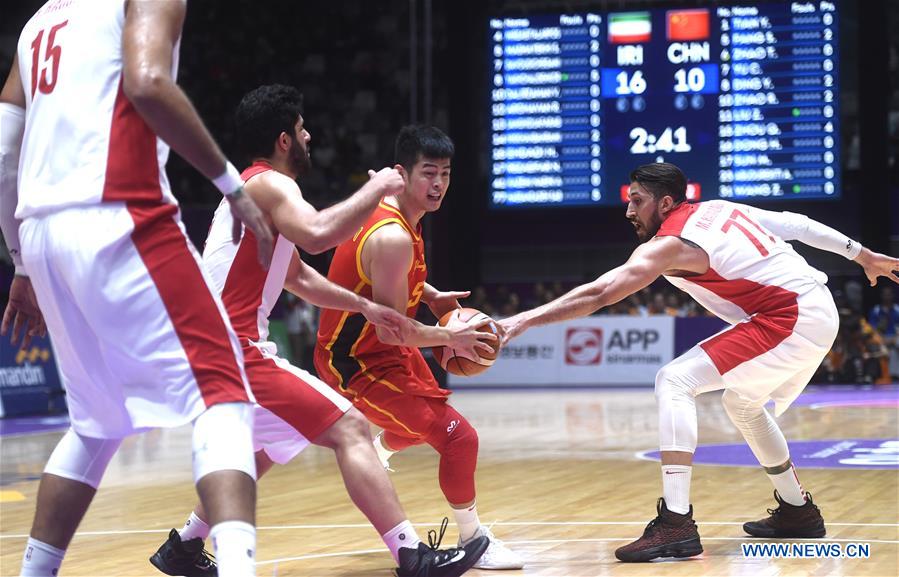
615 537 704 562
446 537 490 577
473 561 525 570
394 537 491 577
742 523 827 539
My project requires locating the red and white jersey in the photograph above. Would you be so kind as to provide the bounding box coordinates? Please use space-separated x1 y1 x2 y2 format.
15 0 180 219
204 162 295 343
657 200 828 325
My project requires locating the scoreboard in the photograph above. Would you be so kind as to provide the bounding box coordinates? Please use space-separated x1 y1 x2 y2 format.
489 1 841 208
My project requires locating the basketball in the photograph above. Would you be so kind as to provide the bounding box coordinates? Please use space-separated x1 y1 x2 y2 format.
432 308 503 376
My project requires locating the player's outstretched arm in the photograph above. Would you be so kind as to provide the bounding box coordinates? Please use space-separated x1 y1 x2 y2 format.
500 237 679 342
747 206 899 286
283 249 411 343
122 0 272 267
747 206 861 260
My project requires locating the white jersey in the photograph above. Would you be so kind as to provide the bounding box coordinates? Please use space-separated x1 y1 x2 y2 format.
16 0 179 219
204 162 295 343
658 200 827 326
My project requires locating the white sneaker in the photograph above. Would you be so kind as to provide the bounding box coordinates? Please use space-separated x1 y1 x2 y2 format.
373 431 396 472
461 526 525 570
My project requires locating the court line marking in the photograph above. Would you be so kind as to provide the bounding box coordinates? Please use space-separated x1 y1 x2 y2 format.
257 536 899 566
1 520 896 540
633 446 899 470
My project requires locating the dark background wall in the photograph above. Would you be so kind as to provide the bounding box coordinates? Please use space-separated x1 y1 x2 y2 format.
1 0 896 307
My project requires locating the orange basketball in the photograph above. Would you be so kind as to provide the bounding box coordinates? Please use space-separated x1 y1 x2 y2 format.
432 308 503 376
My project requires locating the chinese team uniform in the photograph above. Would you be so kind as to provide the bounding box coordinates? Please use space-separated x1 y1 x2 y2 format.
315 202 451 440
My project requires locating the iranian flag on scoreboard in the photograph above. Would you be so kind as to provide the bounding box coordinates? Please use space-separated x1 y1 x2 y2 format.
608 12 651 44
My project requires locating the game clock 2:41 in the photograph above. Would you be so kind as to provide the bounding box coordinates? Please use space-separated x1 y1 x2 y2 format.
629 126 692 154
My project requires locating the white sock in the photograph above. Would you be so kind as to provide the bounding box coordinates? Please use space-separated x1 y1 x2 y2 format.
20 537 65 577
179 511 210 541
768 465 806 506
374 432 397 465
661 465 692 514
452 503 481 543
209 521 256 577
381 520 422 563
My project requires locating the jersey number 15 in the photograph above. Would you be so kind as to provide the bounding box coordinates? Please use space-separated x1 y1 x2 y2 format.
30 20 68 98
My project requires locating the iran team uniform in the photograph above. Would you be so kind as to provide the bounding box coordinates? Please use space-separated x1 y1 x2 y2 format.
14 0 251 439
657 200 839 415
314 202 450 441
204 161 351 464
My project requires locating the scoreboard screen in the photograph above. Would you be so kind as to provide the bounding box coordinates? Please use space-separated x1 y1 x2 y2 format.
489 1 841 208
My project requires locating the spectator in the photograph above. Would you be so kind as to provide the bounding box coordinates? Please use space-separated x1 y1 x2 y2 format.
843 315 891 384
648 292 667 315
868 286 899 378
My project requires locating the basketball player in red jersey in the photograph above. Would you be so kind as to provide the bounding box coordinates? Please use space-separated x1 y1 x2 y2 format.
149 85 488 577
315 126 525 570
500 163 899 562
1 2 275 575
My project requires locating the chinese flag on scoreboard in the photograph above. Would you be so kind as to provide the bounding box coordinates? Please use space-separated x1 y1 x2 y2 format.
666 9 710 42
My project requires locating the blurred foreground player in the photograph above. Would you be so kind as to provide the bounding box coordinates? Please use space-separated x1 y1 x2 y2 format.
0 1 277 575
315 126 524 570
501 162 899 562
149 85 487 577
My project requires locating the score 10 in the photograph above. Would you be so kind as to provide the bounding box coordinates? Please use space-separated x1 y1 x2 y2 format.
604 64 719 96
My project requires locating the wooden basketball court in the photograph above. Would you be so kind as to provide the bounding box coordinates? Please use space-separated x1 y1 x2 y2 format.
1 386 896 576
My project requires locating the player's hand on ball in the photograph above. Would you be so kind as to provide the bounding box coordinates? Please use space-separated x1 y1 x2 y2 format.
449 317 497 359
427 289 469 319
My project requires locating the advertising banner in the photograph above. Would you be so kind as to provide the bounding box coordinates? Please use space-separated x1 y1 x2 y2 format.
0 335 66 417
449 316 674 386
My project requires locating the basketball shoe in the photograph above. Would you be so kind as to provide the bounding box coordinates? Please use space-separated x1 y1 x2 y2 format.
395 518 489 577
615 498 703 562
460 525 525 569
743 491 826 538
149 529 216 577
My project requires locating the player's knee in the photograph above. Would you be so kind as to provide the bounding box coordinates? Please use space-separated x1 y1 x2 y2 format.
314 408 371 450
447 416 479 454
43 428 121 489
192 402 256 483
655 362 691 401
721 389 754 422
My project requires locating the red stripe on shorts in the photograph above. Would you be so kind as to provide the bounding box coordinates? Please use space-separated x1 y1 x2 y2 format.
127 203 249 406
243 345 345 441
690 269 799 374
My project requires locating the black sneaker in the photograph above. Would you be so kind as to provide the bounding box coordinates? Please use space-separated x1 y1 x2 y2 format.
615 498 703 562
395 518 489 577
743 491 826 538
150 528 217 577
